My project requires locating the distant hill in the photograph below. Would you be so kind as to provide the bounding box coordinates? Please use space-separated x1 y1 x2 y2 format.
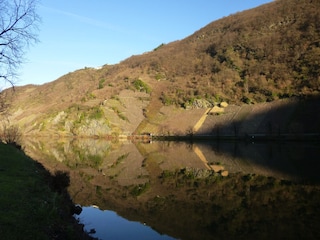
1 0 320 137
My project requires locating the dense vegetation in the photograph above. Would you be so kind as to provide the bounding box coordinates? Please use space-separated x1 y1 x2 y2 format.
2 0 320 137
122 0 320 105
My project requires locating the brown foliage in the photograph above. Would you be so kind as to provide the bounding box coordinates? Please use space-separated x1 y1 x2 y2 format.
3 0 320 132
0 122 21 145
121 0 320 104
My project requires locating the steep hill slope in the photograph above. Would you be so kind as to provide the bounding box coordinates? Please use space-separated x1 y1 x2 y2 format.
2 0 320 137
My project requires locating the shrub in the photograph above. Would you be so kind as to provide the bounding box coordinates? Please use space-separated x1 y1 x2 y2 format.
51 170 70 193
153 43 165 51
89 107 104 119
98 78 106 89
130 182 150 196
0 123 21 145
155 72 165 80
133 79 151 93
160 93 174 105
241 96 252 104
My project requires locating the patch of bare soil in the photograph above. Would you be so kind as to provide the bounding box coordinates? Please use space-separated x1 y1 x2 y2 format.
140 97 320 136
137 105 207 135
198 99 290 135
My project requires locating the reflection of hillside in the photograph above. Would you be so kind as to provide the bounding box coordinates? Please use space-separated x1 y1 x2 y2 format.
135 141 209 171
75 168 320 240
99 142 148 186
196 141 320 184
23 137 113 168
23 138 147 184
22 138 320 239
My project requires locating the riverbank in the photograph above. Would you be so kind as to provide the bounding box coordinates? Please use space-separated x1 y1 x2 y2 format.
0 143 94 240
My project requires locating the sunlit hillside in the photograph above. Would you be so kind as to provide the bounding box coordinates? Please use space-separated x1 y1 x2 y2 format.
2 0 320 137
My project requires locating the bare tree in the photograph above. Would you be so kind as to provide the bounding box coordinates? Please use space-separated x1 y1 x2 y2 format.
0 0 40 86
0 0 40 140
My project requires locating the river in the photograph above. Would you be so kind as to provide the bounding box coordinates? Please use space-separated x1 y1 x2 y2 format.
22 137 320 239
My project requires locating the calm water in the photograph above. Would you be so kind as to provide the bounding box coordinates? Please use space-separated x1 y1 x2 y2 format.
78 206 174 240
23 138 320 240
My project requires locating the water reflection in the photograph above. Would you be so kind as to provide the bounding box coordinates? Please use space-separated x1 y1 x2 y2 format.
22 138 320 239
78 206 175 240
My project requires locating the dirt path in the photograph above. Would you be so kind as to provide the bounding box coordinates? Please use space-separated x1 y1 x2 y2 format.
193 108 211 133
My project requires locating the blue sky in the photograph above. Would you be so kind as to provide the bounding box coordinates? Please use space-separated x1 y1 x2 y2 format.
15 0 272 87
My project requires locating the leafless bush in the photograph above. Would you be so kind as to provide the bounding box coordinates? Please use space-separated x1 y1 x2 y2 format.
0 122 21 145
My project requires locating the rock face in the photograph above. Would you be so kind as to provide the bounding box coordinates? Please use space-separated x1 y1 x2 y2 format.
75 119 111 136
193 99 213 109
209 106 225 114
220 102 228 108
211 164 225 173
208 165 229 177
7 89 150 137
178 166 229 179
221 170 229 177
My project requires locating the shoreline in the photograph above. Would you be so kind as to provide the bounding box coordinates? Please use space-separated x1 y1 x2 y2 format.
0 142 95 240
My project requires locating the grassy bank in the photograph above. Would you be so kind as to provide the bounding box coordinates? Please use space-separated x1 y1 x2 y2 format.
0 143 92 240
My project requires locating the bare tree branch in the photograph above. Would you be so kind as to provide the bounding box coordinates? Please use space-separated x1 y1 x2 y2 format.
0 0 40 87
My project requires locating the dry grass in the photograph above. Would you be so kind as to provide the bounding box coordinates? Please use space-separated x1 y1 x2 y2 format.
2 0 320 137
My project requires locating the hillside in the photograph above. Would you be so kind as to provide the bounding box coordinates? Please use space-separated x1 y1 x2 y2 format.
1 0 320 137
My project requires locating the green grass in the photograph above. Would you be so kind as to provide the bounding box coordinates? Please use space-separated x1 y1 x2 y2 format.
132 79 151 93
0 143 88 240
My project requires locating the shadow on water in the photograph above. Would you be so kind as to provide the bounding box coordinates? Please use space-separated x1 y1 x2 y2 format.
22 137 320 240
198 140 320 184
193 95 320 185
